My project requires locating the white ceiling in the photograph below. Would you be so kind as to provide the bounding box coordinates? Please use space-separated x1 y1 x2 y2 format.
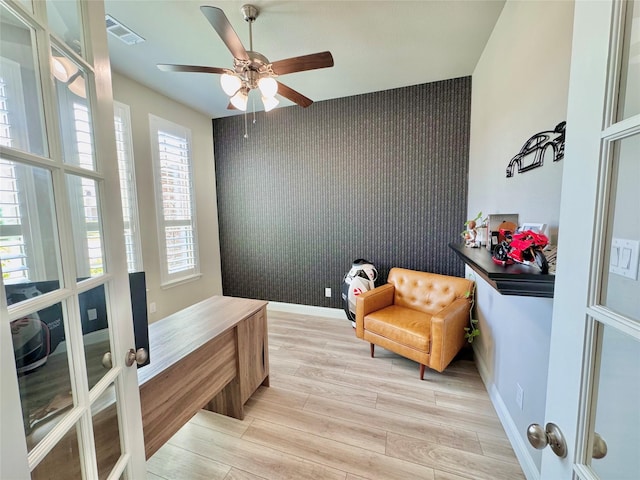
104 0 505 119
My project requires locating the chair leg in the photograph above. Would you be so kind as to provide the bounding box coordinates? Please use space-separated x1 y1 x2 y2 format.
370 343 375 358
419 364 426 380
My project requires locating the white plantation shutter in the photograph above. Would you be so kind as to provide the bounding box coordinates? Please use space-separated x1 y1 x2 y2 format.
71 102 103 276
114 101 142 273
0 66 29 283
0 159 29 283
149 114 199 285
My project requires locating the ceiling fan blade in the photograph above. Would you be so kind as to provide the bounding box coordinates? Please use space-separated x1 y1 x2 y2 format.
157 64 227 75
200 6 249 61
277 81 313 108
271 51 334 76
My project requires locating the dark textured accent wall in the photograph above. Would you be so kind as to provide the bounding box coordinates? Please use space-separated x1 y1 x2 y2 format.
213 76 470 309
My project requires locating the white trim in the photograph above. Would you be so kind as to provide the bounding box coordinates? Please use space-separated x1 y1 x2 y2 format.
159 272 202 289
267 301 347 319
473 346 539 480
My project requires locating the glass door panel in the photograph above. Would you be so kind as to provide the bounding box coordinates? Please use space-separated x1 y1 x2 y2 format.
590 324 640 479
0 3 47 157
14 0 32 13
12 301 73 453
53 49 95 171
66 173 104 278
80 284 111 390
30 423 83 480
600 133 640 321
618 0 639 120
2 159 62 304
92 384 123 479
45 0 83 57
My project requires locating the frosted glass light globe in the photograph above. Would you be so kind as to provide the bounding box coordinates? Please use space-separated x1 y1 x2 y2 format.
220 73 242 96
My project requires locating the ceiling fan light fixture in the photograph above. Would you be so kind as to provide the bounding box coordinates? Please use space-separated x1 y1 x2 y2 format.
230 88 249 111
262 95 279 112
220 72 242 96
68 73 87 98
51 55 78 83
257 76 278 98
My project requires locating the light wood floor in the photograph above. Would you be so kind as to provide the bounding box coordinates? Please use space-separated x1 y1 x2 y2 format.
146 310 525 480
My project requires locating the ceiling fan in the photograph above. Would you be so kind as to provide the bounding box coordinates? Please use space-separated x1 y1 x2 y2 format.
157 4 334 112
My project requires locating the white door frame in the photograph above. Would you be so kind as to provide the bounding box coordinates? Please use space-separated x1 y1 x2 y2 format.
0 0 146 477
542 0 640 478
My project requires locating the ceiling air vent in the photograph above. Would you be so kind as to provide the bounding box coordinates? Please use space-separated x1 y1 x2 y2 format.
105 14 145 45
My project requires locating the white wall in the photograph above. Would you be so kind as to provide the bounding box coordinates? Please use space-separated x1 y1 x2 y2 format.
111 72 223 322
468 1 574 477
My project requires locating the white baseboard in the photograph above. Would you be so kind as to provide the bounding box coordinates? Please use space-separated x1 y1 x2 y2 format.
267 301 347 319
473 347 540 480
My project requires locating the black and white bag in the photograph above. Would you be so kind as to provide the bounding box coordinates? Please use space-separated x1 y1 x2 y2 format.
341 259 378 327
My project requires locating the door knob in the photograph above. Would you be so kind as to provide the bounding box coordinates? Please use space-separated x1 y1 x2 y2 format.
527 422 567 458
102 352 112 369
592 432 607 459
125 347 148 367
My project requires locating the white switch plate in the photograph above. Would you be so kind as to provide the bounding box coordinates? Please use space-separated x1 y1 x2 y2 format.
325 288 332 298
149 302 157 313
87 308 97 321
609 238 639 280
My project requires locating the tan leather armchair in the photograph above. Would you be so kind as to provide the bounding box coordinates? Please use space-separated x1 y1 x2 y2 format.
355 267 474 379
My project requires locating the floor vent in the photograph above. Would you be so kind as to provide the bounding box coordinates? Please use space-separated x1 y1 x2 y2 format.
105 14 145 45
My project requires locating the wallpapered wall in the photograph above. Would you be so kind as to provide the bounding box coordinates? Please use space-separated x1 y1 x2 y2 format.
213 76 471 308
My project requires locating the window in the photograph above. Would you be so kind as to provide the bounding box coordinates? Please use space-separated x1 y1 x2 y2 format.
149 114 199 285
113 101 142 273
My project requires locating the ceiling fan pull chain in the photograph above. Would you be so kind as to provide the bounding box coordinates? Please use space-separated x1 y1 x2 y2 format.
244 110 248 139
252 98 257 124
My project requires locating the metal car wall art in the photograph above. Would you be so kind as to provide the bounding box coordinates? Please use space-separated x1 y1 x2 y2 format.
506 121 566 178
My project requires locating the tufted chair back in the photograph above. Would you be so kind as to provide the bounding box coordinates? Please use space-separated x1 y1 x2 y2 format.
387 267 472 316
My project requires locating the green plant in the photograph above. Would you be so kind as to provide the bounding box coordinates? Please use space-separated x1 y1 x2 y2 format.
460 211 487 240
463 273 480 343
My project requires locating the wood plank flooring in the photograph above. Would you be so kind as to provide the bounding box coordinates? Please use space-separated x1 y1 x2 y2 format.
147 310 524 480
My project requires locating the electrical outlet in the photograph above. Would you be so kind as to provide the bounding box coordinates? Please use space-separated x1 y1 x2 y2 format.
87 308 97 321
516 383 524 410
149 302 157 313
325 287 332 298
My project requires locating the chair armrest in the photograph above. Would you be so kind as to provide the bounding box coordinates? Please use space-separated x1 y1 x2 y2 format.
355 283 395 339
429 297 472 372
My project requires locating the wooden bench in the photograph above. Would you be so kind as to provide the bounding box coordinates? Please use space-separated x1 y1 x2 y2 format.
138 295 269 459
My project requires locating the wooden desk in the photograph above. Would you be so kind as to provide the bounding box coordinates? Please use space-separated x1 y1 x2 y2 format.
138 296 269 459
28 296 269 477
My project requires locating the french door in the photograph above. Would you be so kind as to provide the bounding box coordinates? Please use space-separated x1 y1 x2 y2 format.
537 0 639 478
0 0 145 478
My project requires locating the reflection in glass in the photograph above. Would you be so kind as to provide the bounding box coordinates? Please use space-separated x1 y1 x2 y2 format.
30 422 83 480
1 160 62 306
0 3 47 156
80 284 111 390
600 134 640 322
14 0 32 13
618 0 639 120
11 301 73 453
46 0 83 57
66 174 104 277
591 325 640 478
92 385 122 479
53 48 95 171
